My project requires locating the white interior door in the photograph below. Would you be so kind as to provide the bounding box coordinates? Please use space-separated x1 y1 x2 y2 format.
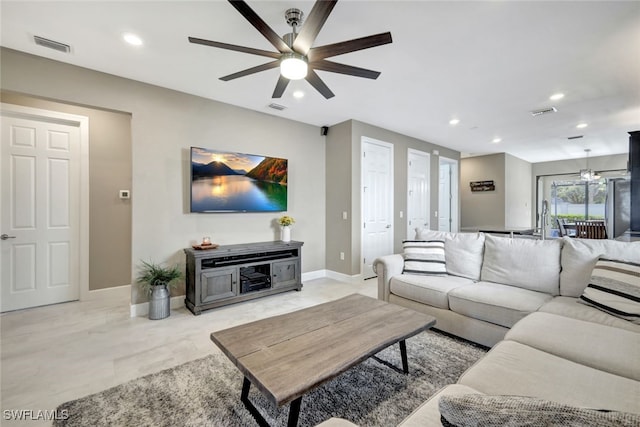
438 157 459 232
407 149 430 238
1 110 81 312
362 137 393 278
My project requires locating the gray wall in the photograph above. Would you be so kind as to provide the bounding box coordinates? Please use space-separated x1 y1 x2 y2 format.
1 48 326 304
325 119 460 276
505 154 532 228
1 91 133 291
460 154 506 229
325 121 353 273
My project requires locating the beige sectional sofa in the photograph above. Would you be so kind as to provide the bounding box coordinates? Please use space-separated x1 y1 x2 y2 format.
375 231 640 425
322 232 640 426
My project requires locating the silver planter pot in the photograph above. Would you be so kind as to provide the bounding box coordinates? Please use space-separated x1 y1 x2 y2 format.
149 284 170 320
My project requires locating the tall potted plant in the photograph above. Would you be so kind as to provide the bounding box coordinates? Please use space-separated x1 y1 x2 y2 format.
137 260 182 320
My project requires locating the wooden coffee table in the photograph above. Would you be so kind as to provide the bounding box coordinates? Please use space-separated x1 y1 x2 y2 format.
210 294 436 426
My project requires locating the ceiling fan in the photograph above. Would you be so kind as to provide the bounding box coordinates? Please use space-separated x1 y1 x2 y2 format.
188 0 392 99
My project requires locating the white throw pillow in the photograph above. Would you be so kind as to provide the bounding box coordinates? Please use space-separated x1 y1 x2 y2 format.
415 229 485 280
402 240 447 276
560 237 640 297
480 234 562 295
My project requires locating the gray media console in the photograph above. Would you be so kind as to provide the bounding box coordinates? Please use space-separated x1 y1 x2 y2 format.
184 241 304 315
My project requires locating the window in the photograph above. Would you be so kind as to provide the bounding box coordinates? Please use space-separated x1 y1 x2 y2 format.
537 170 627 237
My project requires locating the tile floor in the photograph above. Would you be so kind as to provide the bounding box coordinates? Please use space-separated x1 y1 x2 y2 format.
1 277 376 426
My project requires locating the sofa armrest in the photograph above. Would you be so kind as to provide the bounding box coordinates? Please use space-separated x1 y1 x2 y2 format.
373 254 404 301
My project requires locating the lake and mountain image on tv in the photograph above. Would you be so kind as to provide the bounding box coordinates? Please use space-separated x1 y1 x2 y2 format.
190 147 287 212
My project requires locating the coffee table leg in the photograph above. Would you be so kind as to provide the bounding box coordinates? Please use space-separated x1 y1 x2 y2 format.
287 396 302 427
399 340 408 374
240 377 270 427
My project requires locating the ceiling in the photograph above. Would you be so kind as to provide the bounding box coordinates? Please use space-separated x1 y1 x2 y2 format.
2 1 639 163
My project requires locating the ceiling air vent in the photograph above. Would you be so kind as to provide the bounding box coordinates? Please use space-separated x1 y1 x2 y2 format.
530 107 557 117
34 36 71 53
567 135 584 140
268 103 286 111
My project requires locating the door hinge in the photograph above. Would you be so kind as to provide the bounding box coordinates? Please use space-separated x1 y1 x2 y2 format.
363 222 366 229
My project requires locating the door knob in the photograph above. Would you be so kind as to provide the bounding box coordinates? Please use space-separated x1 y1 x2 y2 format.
386 224 391 228
1 234 17 240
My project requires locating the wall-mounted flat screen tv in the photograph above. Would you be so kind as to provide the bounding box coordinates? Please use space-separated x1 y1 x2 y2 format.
190 147 288 212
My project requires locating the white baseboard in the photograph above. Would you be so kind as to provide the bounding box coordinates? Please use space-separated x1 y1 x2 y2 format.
83 284 131 301
129 270 364 317
324 270 363 283
301 269 328 281
130 295 184 318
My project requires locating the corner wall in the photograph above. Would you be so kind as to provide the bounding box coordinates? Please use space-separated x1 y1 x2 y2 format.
1 48 326 304
325 119 461 276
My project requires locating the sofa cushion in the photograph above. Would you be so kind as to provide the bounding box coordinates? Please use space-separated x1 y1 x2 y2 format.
415 230 485 280
480 235 562 295
579 258 640 324
538 296 640 332
505 312 640 380
390 275 474 309
438 394 640 427
458 340 640 413
560 237 640 297
399 384 483 427
448 282 553 328
402 240 447 275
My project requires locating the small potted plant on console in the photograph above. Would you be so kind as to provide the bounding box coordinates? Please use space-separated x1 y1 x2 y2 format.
137 260 182 320
278 215 295 242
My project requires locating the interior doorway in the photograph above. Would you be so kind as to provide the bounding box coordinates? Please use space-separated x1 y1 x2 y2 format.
438 157 459 232
361 137 393 279
407 149 430 239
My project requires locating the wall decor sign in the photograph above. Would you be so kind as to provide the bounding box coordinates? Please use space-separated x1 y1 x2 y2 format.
470 180 495 192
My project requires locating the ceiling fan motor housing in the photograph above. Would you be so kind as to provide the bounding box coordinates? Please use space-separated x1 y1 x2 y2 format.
285 8 304 28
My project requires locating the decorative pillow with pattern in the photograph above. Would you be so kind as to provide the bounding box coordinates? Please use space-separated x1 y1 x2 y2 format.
439 394 640 427
579 258 640 325
402 240 446 276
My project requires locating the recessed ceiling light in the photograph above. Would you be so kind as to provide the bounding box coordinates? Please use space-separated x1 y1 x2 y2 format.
492 138 502 143
576 123 588 129
550 93 565 101
123 33 143 46
293 90 305 99
449 118 460 125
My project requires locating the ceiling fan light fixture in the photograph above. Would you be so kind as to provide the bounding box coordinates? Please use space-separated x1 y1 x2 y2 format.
280 54 308 80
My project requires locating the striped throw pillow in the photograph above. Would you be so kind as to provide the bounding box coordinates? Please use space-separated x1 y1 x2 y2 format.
579 258 640 324
402 240 447 276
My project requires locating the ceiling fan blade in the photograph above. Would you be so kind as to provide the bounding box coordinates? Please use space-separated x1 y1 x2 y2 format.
219 60 280 81
292 0 337 55
188 37 281 59
311 60 381 79
228 0 292 53
272 75 290 98
308 32 392 61
305 69 335 99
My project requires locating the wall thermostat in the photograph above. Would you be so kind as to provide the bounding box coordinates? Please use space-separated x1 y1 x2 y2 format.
119 190 131 199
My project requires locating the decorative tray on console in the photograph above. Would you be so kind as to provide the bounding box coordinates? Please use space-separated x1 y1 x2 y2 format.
192 243 219 250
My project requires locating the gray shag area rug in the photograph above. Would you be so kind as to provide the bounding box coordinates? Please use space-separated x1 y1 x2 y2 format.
54 330 486 427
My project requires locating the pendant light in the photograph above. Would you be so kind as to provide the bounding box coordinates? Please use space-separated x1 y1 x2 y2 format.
580 149 601 181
